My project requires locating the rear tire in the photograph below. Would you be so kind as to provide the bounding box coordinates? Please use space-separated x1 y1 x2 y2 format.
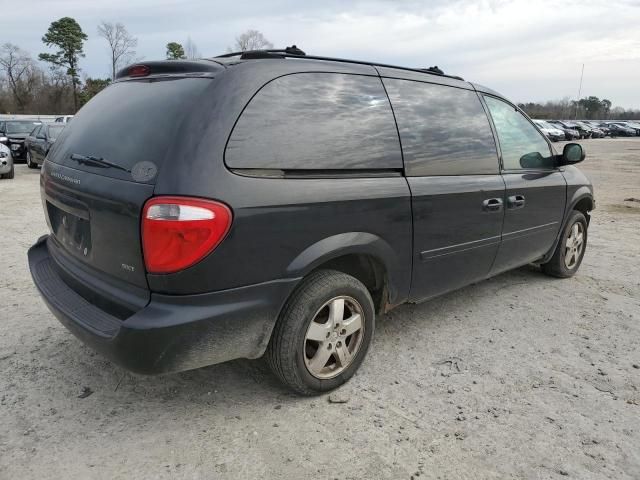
267 269 375 395
541 210 588 278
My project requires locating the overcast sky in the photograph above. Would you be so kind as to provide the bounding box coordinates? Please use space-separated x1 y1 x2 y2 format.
6 0 640 108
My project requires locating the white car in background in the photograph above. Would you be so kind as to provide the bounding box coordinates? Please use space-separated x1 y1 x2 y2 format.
0 142 14 179
533 119 566 142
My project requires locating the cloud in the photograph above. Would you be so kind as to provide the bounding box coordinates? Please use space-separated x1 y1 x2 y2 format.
5 0 640 107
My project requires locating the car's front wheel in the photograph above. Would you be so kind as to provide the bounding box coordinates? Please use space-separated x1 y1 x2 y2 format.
541 210 588 278
1 165 14 179
267 269 375 395
26 149 37 169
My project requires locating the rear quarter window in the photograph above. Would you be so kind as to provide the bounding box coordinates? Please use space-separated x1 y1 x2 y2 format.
225 73 402 171
383 79 499 176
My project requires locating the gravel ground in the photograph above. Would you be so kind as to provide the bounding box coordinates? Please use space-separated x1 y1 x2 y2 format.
1 138 639 479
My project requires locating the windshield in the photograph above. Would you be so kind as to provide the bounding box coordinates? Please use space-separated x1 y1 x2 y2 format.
6 121 41 134
48 125 65 140
535 120 553 129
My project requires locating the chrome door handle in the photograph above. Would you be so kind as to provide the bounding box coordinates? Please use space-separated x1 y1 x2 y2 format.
482 198 503 212
507 195 526 209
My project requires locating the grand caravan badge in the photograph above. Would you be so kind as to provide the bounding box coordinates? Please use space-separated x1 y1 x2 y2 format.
50 170 80 185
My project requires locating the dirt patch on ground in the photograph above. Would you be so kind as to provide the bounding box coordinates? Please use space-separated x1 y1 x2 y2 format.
1 138 639 479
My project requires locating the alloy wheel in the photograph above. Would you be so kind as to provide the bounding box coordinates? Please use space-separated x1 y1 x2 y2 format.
564 222 585 269
303 296 365 379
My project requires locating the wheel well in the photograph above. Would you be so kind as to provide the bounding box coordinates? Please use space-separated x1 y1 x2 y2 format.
312 254 388 314
573 197 593 223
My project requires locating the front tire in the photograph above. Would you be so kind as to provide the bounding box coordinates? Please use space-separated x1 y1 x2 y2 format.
26 150 37 169
542 210 588 278
267 269 375 395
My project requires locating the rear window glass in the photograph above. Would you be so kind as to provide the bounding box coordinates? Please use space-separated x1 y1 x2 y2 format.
48 125 65 140
225 73 401 171
48 78 211 182
383 79 499 176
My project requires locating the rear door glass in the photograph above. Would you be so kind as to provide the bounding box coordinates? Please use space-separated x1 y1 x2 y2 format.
225 73 402 171
47 78 212 183
383 79 499 176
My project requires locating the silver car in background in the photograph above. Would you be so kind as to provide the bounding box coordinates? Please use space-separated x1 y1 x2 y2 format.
533 119 566 142
0 142 14 179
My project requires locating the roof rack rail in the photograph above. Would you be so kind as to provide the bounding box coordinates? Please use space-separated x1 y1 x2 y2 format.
419 66 444 75
216 45 306 59
214 47 464 81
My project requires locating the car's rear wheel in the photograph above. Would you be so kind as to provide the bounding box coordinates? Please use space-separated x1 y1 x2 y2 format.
26 150 36 169
267 269 375 395
541 210 588 278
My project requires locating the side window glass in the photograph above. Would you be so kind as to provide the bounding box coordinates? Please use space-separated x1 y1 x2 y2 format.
32 126 42 137
384 79 499 176
226 73 402 170
484 96 553 170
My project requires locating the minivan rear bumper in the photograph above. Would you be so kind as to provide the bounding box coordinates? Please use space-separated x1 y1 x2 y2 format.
28 235 299 374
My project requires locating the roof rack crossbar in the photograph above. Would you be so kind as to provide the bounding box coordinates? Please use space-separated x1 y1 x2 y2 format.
214 47 464 81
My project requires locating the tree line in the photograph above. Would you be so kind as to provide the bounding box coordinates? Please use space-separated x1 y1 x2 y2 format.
1 17 637 120
0 17 273 115
518 96 639 120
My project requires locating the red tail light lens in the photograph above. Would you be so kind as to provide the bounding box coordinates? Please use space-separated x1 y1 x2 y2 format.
142 196 232 274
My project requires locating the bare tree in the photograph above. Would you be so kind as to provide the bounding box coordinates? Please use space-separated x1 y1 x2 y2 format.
0 43 38 112
228 30 273 52
185 37 200 59
97 21 138 79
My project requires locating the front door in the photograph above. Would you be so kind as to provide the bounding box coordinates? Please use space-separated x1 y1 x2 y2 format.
483 96 566 275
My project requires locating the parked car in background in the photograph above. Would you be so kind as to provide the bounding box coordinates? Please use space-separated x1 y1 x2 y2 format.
0 120 42 161
605 123 637 137
28 53 594 395
532 120 565 141
24 123 65 168
0 142 14 179
576 121 604 138
565 121 592 139
548 121 580 140
586 121 610 136
620 121 640 135
54 115 74 123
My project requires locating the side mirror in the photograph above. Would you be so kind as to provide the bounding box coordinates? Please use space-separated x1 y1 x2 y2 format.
559 143 585 165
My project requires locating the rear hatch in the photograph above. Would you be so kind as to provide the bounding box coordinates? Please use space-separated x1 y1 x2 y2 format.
42 69 216 290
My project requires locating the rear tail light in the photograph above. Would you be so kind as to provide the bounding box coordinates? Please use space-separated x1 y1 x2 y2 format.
142 196 232 274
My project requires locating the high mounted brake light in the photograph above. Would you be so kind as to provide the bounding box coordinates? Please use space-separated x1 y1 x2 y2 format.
128 65 150 77
142 196 232 274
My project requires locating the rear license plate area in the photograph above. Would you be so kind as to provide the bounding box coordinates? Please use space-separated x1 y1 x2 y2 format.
47 201 92 257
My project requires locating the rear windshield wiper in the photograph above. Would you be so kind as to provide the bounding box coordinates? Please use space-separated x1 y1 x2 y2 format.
70 153 131 173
